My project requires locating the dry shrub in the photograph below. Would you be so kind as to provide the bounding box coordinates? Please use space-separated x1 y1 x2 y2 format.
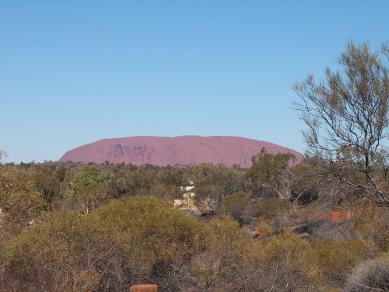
220 192 251 223
182 220 320 292
255 198 290 219
312 238 368 287
255 198 291 233
191 216 263 291
352 204 389 253
1 196 210 291
253 220 273 237
0 168 47 226
260 231 319 291
345 257 389 292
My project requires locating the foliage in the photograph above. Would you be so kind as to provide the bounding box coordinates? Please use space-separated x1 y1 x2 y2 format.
173 218 320 291
220 192 251 223
290 161 320 204
34 169 61 202
2 212 107 291
312 238 368 286
255 197 290 218
0 160 385 291
246 148 295 200
260 231 318 290
351 204 389 253
72 165 109 214
0 167 47 226
181 216 265 291
1 196 210 291
192 163 245 207
92 196 210 264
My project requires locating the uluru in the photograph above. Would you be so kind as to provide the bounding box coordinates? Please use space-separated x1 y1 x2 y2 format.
59 136 302 167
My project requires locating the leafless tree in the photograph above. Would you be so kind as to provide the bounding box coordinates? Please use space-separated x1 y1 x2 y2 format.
294 42 389 205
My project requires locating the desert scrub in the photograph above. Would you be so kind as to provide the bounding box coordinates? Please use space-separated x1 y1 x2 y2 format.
312 238 368 287
1 196 211 291
255 197 290 219
345 256 389 292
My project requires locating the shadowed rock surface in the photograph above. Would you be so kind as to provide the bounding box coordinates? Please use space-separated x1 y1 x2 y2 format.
59 136 303 167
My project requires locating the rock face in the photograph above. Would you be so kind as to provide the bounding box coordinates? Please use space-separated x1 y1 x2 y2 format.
59 136 303 167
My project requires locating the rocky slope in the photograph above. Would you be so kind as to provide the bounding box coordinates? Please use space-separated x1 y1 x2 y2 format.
59 136 302 167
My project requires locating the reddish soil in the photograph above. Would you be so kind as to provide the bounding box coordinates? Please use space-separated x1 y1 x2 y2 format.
59 136 303 167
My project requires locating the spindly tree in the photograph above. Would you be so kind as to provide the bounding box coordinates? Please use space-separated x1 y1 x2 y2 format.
295 42 389 205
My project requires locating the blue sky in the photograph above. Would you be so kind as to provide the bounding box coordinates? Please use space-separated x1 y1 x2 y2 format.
1 1 388 162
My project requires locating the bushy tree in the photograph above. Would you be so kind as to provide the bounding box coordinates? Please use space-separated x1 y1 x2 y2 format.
246 148 295 200
72 165 109 214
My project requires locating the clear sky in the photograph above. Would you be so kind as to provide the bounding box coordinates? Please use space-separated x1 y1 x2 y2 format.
1 1 388 162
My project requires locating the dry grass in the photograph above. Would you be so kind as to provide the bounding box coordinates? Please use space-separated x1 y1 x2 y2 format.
345 257 389 292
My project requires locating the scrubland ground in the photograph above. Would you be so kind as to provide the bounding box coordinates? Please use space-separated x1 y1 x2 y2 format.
1 159 389 291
